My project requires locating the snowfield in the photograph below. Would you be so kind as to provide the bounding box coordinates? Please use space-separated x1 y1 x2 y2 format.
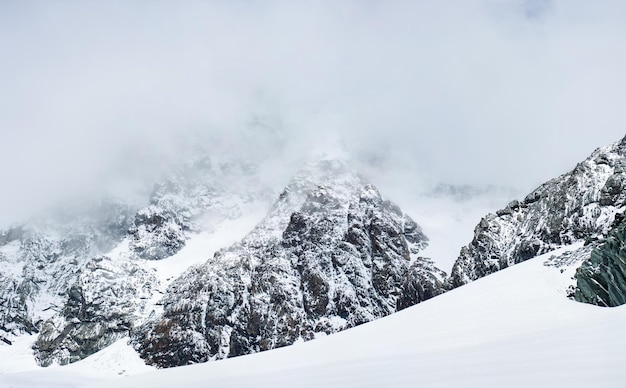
2 243 624 387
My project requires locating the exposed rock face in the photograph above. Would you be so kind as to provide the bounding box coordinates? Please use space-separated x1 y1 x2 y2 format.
450 136 626 288
575 215 626 307
0 156 272 365
32 255 157 365
132 160 445 368
0 199 136 347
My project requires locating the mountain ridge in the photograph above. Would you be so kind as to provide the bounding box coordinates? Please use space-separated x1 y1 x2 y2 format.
131 159 445 367
3 135 626 372
449 135 626 288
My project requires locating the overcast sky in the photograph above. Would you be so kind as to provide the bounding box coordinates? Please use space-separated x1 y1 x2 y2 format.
1 0 626 226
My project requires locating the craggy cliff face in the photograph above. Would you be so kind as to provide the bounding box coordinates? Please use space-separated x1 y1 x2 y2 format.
1 158 444 368
450 136 626 288
0 157 271 365
131 160 445 368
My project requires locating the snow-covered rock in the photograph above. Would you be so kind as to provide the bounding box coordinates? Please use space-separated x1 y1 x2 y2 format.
132 160 445 368
449 135 626 288
0 199 136 347
0 156 273 365
32 255 158 366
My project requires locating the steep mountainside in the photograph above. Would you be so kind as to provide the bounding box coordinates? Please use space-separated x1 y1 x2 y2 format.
132 160 445 367
0 157 272 365
0 200 136 347
450 135 626 288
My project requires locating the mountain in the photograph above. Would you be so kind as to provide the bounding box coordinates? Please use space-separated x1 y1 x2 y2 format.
410 182 523 272
131 159 445 367
449 135 626 289
0 199 137 349
0 156 273 365
4 134 626 382
1 156 444 369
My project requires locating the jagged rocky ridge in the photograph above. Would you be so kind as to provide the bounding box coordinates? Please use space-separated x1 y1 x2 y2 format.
131 160 445 368
449 135 626 289
0 157 272 365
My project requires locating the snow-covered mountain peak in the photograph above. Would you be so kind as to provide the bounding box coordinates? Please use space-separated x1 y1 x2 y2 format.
130 158 442 368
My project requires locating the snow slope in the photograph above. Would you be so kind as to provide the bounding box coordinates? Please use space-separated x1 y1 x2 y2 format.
3 243 624 387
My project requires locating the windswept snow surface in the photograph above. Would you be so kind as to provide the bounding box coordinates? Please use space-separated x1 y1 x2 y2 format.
1 337 152 387
3 243 625 387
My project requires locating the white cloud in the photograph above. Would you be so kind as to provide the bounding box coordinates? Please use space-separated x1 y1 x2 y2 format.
0 0 625 225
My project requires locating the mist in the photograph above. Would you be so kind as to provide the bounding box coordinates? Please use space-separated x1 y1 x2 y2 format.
1 0 625 227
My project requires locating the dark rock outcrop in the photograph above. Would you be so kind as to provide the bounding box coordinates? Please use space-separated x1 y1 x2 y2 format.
128 206 187 261
575 215 626 307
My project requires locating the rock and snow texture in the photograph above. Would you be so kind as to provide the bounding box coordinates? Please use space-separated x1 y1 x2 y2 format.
5 244 626 388
450 135 626 288
0 156 273 366
5 131 626 379
0 199 136 349
132 160 445 368
32 256 158 366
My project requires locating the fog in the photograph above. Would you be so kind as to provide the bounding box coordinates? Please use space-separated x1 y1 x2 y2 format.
1 1 625 227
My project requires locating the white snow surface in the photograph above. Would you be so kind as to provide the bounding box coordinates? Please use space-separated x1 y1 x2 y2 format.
3 243 624 387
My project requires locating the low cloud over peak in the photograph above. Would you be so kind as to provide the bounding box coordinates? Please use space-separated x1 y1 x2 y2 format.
1 1 625 226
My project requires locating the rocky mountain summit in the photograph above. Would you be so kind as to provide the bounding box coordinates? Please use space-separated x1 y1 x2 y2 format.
128 156 270 261
132 160 445 367
449 135 626 304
